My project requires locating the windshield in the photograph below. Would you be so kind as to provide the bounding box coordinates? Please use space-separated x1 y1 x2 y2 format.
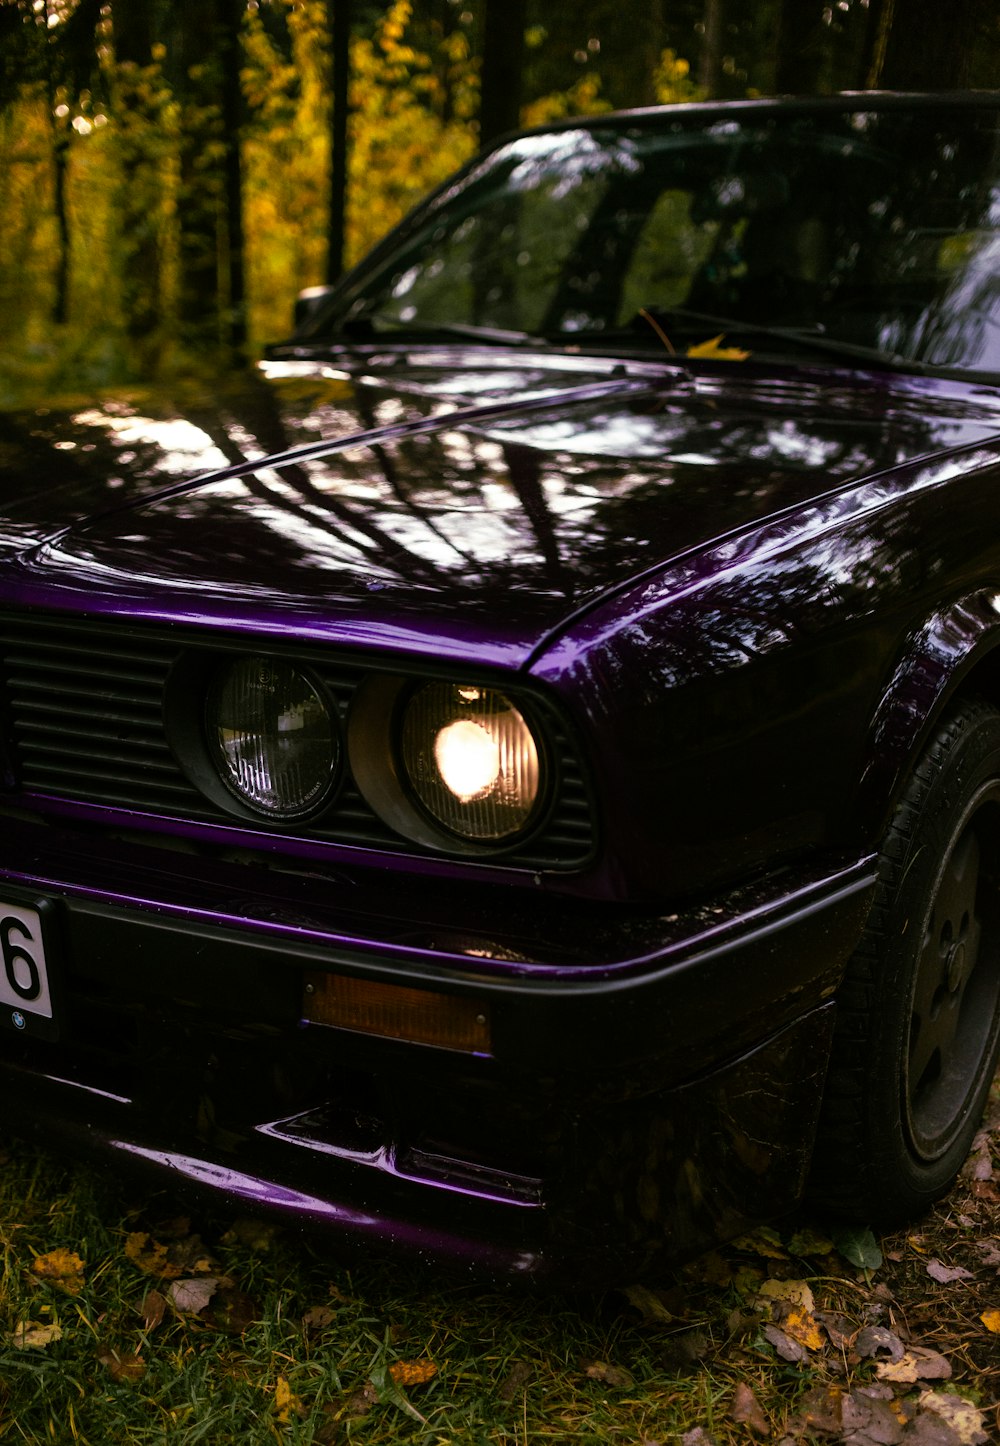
318 103 1000 376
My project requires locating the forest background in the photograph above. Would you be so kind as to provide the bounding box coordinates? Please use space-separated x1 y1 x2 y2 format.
1 0 999 407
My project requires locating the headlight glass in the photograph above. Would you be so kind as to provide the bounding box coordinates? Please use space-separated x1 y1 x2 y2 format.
401 683 541 840
209 657 337 819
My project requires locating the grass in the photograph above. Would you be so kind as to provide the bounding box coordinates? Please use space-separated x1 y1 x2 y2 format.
0 1128 997 1445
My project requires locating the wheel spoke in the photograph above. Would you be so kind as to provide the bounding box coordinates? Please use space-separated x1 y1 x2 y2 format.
911 915 945 1025
909 826 983 1118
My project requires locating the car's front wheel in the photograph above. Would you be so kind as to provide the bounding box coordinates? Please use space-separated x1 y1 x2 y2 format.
812 699 1000 1219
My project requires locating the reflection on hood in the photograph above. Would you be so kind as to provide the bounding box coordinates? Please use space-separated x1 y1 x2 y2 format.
2 354 999 661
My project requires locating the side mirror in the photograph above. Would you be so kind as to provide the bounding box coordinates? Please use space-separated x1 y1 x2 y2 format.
294 285 336 329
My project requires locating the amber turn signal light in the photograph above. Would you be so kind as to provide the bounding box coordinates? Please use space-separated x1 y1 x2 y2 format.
303 972 492 1055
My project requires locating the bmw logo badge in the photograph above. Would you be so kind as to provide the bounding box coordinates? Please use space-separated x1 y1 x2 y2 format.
11 1011 25 1031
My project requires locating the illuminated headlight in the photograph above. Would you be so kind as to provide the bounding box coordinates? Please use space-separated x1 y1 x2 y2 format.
208 657 337 819
401 683 542 840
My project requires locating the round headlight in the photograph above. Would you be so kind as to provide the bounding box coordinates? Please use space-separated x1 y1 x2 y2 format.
208 657 337 819
400 683 541 841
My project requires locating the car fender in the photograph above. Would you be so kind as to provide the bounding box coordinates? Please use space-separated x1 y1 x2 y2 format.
858 587 1000 841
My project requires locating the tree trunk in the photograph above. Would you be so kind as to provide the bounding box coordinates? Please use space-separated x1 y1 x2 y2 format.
219 0 246 356
173 0 231 355
774 0 824 95
479 0 525 150
111 0 163 370
874 0 982 89
327 0 351 285
44 1 70 326
699 0 725 99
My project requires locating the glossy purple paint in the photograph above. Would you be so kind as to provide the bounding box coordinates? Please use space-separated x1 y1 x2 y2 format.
3 95 1000 1279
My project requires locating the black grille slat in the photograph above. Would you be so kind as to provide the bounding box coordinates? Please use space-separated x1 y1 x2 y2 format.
15 701 162 728
0 614 595 869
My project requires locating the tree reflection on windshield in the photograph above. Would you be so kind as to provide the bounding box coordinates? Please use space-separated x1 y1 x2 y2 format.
326 103 1000 376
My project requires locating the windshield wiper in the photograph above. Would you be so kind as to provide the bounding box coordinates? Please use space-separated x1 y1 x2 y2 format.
343 315 546 346
620 307 934 374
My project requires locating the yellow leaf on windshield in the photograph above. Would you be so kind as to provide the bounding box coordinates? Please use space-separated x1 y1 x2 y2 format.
687 333 751 362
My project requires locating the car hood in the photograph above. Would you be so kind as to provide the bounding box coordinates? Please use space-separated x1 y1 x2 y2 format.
3 350 1000 667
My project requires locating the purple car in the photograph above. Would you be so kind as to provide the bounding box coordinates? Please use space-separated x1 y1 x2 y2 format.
2 93 1000 1280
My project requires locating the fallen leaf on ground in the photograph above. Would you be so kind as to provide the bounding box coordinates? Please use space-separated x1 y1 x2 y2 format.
974 1240 1000 1268
734 1227 787 1260
815 1310 855 1351
979 1309 1000 1333
685 1250 733 1287
730 1381 770 1438
786 1383 845 1435
763 1323 807 1363
787 1228 836 1257
926 1259 974 1284
10 1321 62 1350
840 1389 906 1444
497 1361 532 1401
140 1290 167 1332
97 1347 146 1383
906 1414 967 1446
389 1360 438 1387
757 1278 815 1312
371 1364 430 1426
274 1376 302 1424
781 1305 826 1351
303 1305 337 1333
345 1382 378 1417
220 1217 281 1251
622 1283 678 1321
582 1359 633 1388
168 1277 218 1315
855 1325 906 1363
917 1390 988 1445
206 1286 258 1334
680 1429 718 1446
876 1346 952 1384
961 1142 993 1182
124 1233 182 1280
31 1248 85 1296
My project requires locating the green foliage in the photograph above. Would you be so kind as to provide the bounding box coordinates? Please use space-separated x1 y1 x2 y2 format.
5 0 680 398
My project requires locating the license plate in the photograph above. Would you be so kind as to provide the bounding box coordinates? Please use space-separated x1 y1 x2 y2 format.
0 902 53 1030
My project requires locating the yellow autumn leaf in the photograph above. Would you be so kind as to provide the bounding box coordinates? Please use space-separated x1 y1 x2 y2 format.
389 1360 438 1387
758 1278 816 1312
32 1248 85 1296
734 1227 787 1260
686 333 751 362
11 1320 63 1350
124 1233 182 1279
274 1375 302 1423
782 1305 826 1352
981 1309 1000 1333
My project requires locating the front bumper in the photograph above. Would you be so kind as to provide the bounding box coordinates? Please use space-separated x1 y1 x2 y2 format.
0 818 875 1281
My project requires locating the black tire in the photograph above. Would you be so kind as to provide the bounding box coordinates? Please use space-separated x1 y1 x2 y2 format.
811 699 1000 1220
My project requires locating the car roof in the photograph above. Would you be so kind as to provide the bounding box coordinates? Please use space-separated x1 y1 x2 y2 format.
492 90 1000 148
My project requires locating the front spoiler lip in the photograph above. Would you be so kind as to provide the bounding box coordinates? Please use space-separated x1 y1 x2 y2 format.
1 1066 549 1278
0 1003 835 1285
